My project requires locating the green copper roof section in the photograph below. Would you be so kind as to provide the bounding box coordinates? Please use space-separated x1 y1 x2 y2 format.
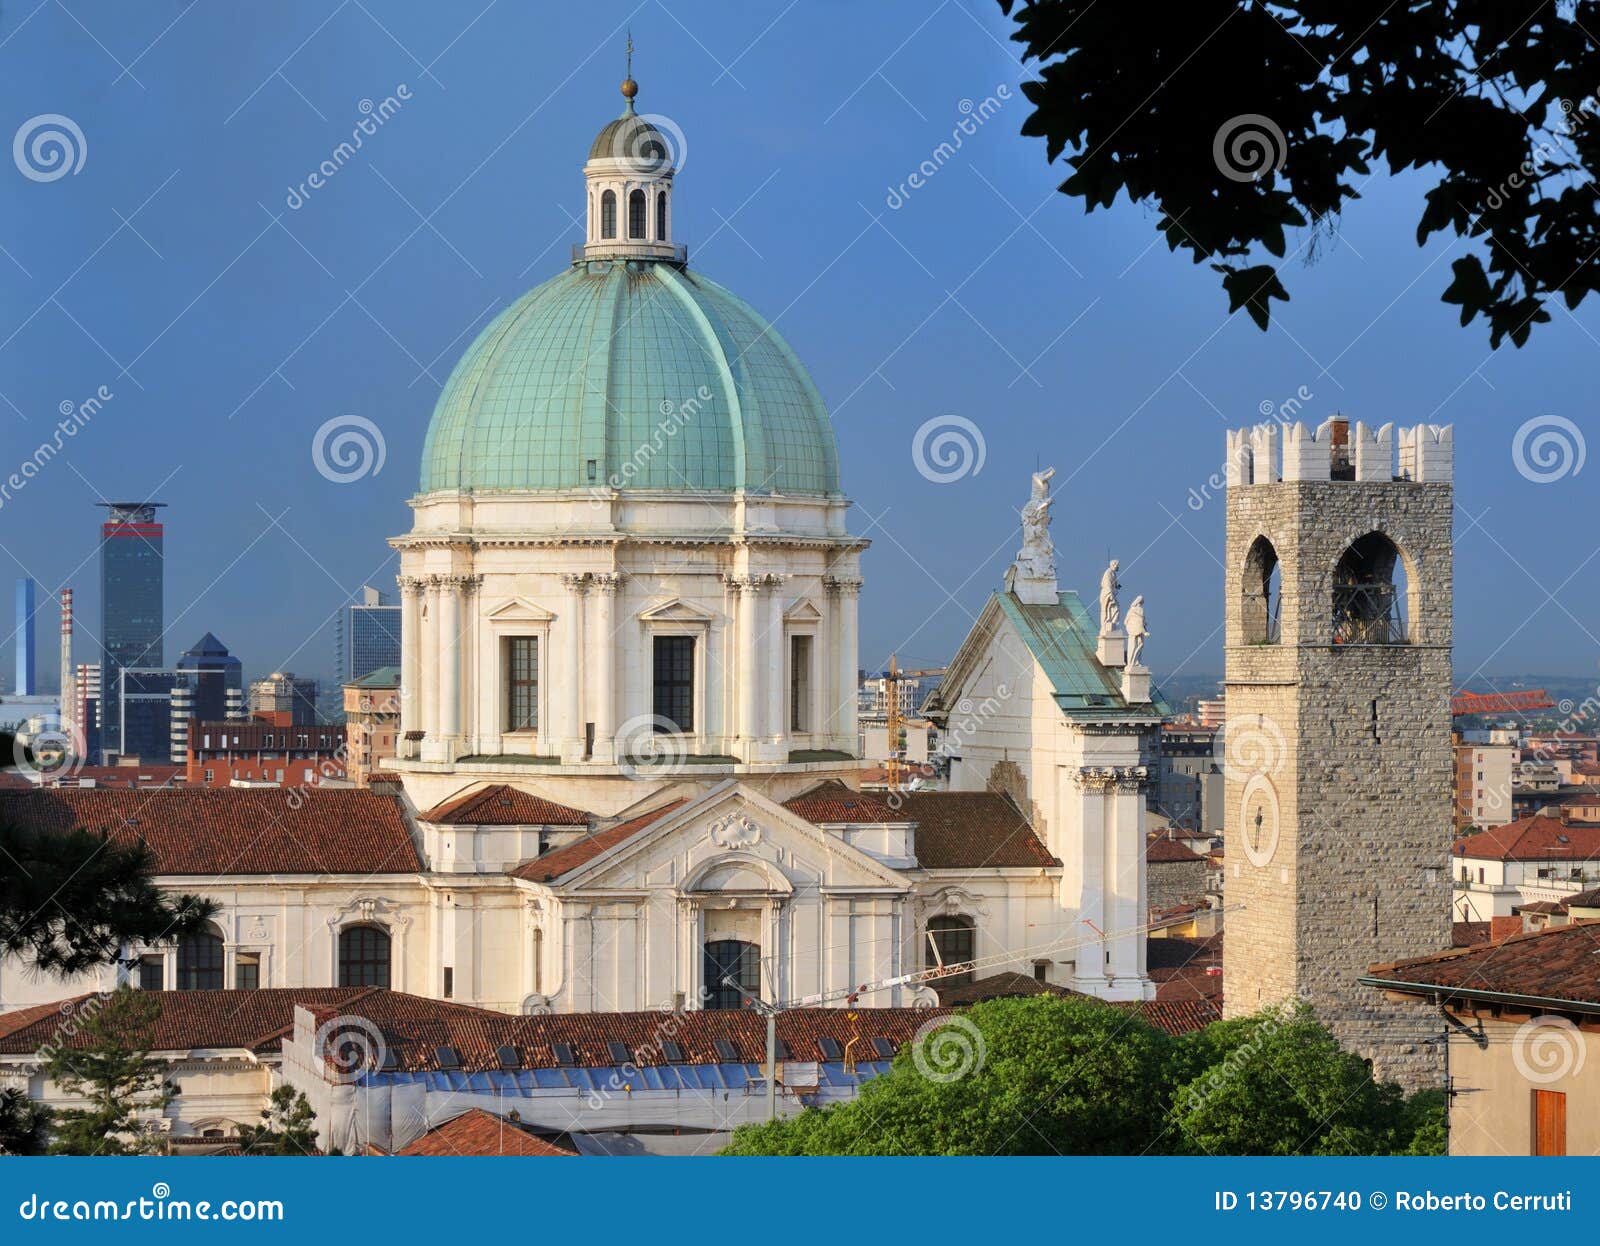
419 260 840 496
994 590 1170 717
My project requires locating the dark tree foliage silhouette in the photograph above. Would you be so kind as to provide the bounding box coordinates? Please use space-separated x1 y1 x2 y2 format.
0 815 216 976
998 0 1600 345
0 1087 52 1155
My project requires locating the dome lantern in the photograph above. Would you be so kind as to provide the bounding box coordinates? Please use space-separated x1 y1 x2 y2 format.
580 51 682 264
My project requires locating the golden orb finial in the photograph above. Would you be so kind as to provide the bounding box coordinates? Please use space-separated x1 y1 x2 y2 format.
620 76 638 100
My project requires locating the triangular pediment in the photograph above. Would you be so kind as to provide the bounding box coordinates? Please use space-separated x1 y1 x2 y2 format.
555 781 912 895
637 598 716 623
486 596 556 622
784 597 823 622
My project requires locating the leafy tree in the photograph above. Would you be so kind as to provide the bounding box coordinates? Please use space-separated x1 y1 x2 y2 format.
0 1086 52 1155
0 816 216 977
1170 1004 1427 1155
725 998 1442 1156
998 0 1600 345
237 1086 321 1156
724 995 1176 1155
43 987 173 1155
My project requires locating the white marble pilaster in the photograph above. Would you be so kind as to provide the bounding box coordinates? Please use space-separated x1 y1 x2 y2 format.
590 572 619 763
560 573 589 762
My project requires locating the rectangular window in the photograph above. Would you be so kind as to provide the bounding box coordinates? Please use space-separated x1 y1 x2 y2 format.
653 635 695 733
137 955 163 991
235 954 260 991
506 637 539 731
443 967 454 999
790 635 813 732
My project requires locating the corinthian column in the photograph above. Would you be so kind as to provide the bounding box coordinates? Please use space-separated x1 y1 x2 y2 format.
729 575 758 759
765 574 787 744
439 576 463 747
560 573 590 762
590 573 620 763
827 576 861 750
420 576 441 746
397 576 424 749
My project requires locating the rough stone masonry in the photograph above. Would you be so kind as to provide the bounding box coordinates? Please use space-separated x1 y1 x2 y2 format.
1221 419 1453 1089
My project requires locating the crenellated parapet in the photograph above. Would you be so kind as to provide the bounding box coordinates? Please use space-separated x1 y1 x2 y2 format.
1225 417 1452 485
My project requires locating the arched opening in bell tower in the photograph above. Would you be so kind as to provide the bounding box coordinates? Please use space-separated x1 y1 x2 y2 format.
1332 531 1410 644
1241 535 1281 644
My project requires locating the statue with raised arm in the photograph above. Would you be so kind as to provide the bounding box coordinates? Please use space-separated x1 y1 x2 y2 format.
1017 467 1056 577
1099 559 1122 635
1126 595 1148 666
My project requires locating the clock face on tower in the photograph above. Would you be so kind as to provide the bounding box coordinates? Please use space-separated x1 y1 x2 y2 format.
1239 773 1280 868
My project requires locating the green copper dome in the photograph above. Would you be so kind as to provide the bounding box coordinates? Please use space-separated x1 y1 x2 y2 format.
419 260 841 496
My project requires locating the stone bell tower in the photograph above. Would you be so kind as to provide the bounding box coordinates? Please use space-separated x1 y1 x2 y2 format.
1221 416 1453 1084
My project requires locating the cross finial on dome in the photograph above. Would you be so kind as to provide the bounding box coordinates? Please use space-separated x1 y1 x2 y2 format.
621 31 638 112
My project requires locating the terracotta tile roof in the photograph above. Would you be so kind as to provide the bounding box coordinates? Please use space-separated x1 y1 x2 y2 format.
782 781 903 824
1452 921 1491 947
0 988 378 1056
1146 836 1205 863
1566 887 1600 909
420 784 589 827
928 972 1218 1035
509 801 686 882
1453 815 1600 862
0 788 421 876
1365 921 1600 1008
297 993 948 1071
1515 900 1568 915
391 1109 575 1157
891 791 1057 870
1490 915 1525 943
1146 933 1223 1002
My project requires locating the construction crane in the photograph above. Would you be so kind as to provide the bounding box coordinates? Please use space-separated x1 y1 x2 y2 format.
725 907 1243 1119
884 653 903 790
1450 689 1554 716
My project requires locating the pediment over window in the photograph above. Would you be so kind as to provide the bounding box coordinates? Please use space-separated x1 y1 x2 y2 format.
784 598 823 622
486 597 555 622
637 598 716 624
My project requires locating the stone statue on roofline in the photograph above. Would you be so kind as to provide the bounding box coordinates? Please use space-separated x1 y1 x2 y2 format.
1099 559 1122 636
1125 595 1148 667
1009 467 1059 605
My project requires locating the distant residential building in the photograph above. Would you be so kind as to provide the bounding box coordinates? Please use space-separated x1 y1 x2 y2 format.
1452 811 1600 920
1146 836 1208 914
1195 697 1225 729
342 666 400 785
185 719 346 788
858 668 943 718
72 662 100 761
1454 740 1516 829
13 578 36 695
97 502 165 757
1156 725 1221 833
338 586 402 683
249 671 317 725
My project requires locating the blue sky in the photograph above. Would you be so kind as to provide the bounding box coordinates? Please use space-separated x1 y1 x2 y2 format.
1 0 1595 698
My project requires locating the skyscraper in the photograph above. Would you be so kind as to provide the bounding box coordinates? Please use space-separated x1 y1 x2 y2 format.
338 585 402 682
98 502 165 756
170 632 245 761
13 578 35 695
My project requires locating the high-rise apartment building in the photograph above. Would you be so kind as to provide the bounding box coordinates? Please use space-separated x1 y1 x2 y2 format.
338 585 402 683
